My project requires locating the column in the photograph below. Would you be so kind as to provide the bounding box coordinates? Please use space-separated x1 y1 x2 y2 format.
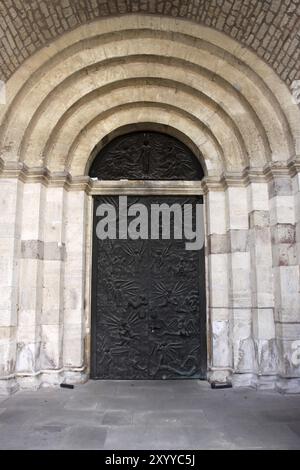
270 174 300 392
0 178 23 393
62 190 87 383
206 187 232 383
248 181 277 389
16 182 45 388
226 184 253 386
40 186 66 384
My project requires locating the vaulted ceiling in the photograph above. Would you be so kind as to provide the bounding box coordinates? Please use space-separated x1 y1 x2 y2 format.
0 0 299 87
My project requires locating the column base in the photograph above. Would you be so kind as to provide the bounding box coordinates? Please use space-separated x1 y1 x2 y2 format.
208 368 233 384
0 368 88 395
209 369 300 393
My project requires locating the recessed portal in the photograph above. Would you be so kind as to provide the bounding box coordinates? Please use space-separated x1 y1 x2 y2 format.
90 132 206 380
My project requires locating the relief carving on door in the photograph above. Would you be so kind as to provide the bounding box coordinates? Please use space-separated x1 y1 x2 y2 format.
91 196 206 380
90 132 206 380
89 131 204 180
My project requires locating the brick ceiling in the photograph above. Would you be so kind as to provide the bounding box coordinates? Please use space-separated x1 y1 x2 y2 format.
0 0 299 87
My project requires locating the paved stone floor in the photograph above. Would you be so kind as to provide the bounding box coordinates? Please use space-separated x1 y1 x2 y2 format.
0 380 300 449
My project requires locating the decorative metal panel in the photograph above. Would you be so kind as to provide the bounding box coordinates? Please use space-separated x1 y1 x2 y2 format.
89 131 204 180
91 195 207 380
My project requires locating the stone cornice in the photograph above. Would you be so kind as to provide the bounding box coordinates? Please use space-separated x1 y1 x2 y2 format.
263 160 296 181
1 160 300 192
87 180 204 195
287 156 300 178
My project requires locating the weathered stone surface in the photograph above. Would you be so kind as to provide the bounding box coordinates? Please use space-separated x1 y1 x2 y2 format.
208 233 229 254
269 196 295 225
226 187 249 230
255 338 278 375
272 243 297 266
206 191 226 235
0 175 299 391
44 242 66 261
271 224 296 244
0 4 299 393
252 308 275 341
211 319 231 369
229 229 249 252
249 210 270 228
21 240 44 260
268 177 293 198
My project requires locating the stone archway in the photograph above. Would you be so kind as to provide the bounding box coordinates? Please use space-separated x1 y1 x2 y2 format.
0 15 299 393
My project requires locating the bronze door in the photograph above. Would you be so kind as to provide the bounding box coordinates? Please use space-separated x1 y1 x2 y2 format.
91 195 207 380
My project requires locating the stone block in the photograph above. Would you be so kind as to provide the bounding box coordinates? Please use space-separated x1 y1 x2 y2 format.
0 339 16 377
209 307 230 322
272 243 297 266
40 324 63 370
41 260 64 324
276 377 300 394
229 252 251 307
208 253 229 307
206 190 226 234
17 323 39 343
208 233 228 254
232 308 252 369
229 229 249 252
226 187 248 230
64 277 84 314
16 341 41 373
273 266 300 310
277 338 300 378
0 287 17 326
296 222 300 242
0 221 19 239
249 210 269 228
64 306 84 325
231 373 257 388
208 369 232 384
268 177 292 198
235 336 257 373
255 338 278 375
211 320 231 368
21 183 45 240
275 322 300 341
0 308 14 328
292 173 300 194
247 182 269 212
44 242 66 261
252 308 275 340
269 196 295 225
0 180 23 240
65 224 85 257
256 375 277 390
44 187 66 243
271 223 295 244
274 307 300 323
250 228 273 267
21 240 43 259
294 191 300 223
63 323 85 368
252 271 274 307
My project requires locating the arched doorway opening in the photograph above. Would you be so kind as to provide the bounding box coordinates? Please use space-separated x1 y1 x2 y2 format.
89 131 207 379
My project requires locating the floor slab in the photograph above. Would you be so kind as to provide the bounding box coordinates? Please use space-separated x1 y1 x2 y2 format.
0 380 300 450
